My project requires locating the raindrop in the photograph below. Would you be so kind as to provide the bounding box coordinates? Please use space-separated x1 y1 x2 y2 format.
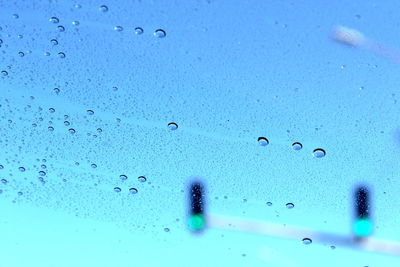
168 122 178 130
138 176 147 182
302 238 312 245
72 21 80 26
51 39 58 45
58 52 66 58
17 191 23 196
18 52 24 57
44 52 51 56
258 137 269 146
292 142 303 150
54 88 60 94
0 39 2 44
119 174 128 181
49 108 55 113
266 202 272 206
12 14 19 19
48 126 54 131
19 167 26 172
68 128 76 134
114 26 123 32
97 128 102 133
330 245 336 250
154 29 166 38
129 188 138 194
134 27 143 35
164 227 170 232
49 17 59 24
64 121 70 126
57 25 65 32
1 179 8 184
1 71 8 76
91 163 97 168
39 171 46 176
114 187 121 192
312 148 326 158
112 86 118 91
87 110 94 115
286 203 294 209
99 5 109 12
0 165 3 169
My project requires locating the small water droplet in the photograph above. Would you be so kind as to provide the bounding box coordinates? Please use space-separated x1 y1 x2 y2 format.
13 14 19 19
0 165 3 169
58 52 66 58
18 51 24 57
154 29 166 38
17 191 23 196
258 137 269 146
91 163 97 168
164 227 170 232
129 188 138 194
97 128 102 133
39 171 46 176
64 121 70 126
312 148 326 158
168 122 178 130
68 128 76 134
72 21 80 26
292 142 303 150
44 52 51 56
330 245 336 249
49 17 59 24
286 203 294 209
57 25 65 32
302 238 312 245
51 39 58 45
120 174 128 181
266 202 273 206
1 179 8 184
114 26 123 32
1 70 8 76
134 27 144 35
138 176 147 182
54 88 60 94
49 108 55 113
48 126 54 131
99 5 109 12
114 187 121 192
87 110 94 115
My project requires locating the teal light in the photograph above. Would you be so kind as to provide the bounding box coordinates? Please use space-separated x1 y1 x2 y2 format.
353 218 373 237
188 214 206 231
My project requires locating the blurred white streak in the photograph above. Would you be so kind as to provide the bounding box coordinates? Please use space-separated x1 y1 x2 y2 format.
332 25 400 64
208 213 400 257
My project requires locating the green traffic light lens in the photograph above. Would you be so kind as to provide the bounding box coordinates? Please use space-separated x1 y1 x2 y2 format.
188 214 206 231
354 218 373 237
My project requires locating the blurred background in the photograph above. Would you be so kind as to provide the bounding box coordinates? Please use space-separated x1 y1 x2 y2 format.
0 0 399 266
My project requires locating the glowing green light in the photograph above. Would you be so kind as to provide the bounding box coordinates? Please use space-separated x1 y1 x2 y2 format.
188 214 206 231
354 218 373 237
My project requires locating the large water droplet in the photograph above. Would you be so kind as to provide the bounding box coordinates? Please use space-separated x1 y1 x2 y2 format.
129 188 138 194
168 122 178 131
114 187 121 192
138 176 147 182
68 128 76 134
99 5 109 12
292 142 303 150
49 17 59 24
154 29 166 38
134 27 143 35
302 238 312 245
119 174 128 181
258 137 269 146
312 148 326 158
286 203 294 209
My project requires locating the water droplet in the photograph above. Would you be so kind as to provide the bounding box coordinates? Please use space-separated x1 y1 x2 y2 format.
39 171 46 176
164 227 170 232
41 164 47 169
49 108 55 113
138 176 147 182
99 5 109 12
292 142 303 150
330 245 336 249
134 27 144 35
154 29 166 38
48 126 54 131
68 128 76 134
18 51 24 57
302 238 312 245
312 148 326 158
112 86 118 91
44 52 51 56
87 110 94 115
258 137 269 146
64 121 70 126
0 165 3 169
72 21 80 26
58 52 66 58
49 17 59 24
12 14 19 19
1 179 8 184
114 26 123 32
1 71 8 76
97 128 102 133
51 39 58 45
168 122 178 130
286 203 294 209
54 87 60 94
119 174 128 181
129 188 138 194
266 202 273 206
57 25 65 32
0 39 3 44
114 187 121 192
18 167 26 172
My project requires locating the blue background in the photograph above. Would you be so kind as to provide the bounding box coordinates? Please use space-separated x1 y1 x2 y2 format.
0 0 399 266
